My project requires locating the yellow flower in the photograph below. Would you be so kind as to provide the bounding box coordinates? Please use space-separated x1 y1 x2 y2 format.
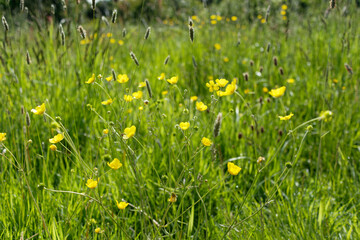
124 95 133 102
214 43 221 50
190 96 198 101
110 38 116 44
139 106 144 111
211 20 217 25
31 103 46 115
101 98 113 105
138 81 146 88
282 4 288 10
206 80 219 92
227 162 241 176
244 89 250 94
123 125 136 139
132 91 143 99
261 18 266 24
106 33 112 38
282 16 287 21
191 15 198 21
287 78 295 84
118 40 124 45
217 80 237 97
85 73 96 84
269 86 286 98
95 228 101 234
333 79 338 83
107 158 123 170
49 144 57 151
231 16 237 21
215 78 229 87
201 137 212 147
216 15 222 21
167 76 178 84
116 201 129 210
105 76 113 82
210 15 216 20
86 178 99 189
257 15 263 19
223 57 229 62
279 113 294 121
281 10 286 16
158 73 165 80
168 192 177 203
97 74 103 79
162 91 168 95
179 122 190 130
103 129 109 134
117 74 129 83
49 133 64 144
263 87 269 93
320 110 333 122
0 133 7 142
196 102 208 111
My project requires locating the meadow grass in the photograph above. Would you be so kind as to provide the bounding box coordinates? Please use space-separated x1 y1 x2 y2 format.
0 1 360 239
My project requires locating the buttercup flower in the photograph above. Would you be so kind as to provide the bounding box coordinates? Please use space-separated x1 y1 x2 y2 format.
97 74 103 79
132 91 143 99
86 178 99 189
49 144 57 151
85 73 95 84
162 91 168 95
105 76 113 82
101 98 113 105
227 162 241 176
215 78 229 87
116 201 129 210
196 102 208 111
103 129 109 134
190 96 198 101
214 43 221 50
269 86 286 98
123 125 136 139
107 158 123 170
167 76 178 84
168 192 177 203
287 78 295 84
279 113 294 121
231 16 237 21
158 73 165 80
201 137 212 146
263 87 269 93
179 122 190 130
138 81 146 88
49 133 64 143
124 95 133 102
320 110 333 122
0 133 6 142
95 228 101 234
117 74 129 83
31 103 46 115
206 80 219 92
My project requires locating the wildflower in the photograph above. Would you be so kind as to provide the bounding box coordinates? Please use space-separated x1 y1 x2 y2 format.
101 98 113 105
320 110 333 122
117 74 129 83
167 76 178 84
179 122 190 130
95 228 101 234
227 162 241 176
139 106 144 110
49 133 64 143
123 125 136 139
223 57 229 62
263 87 269 93
214 43 221 50
49 144 57 151
190 96 198 101
107 158 122 170
0 133 6 142
110 38 116 44
86 178 99 189
269 86 286 98
206 80 219 92
105 76 113 82
333 79 338 83
162 91 168 95
279 113 294 121
201 137 212 146
97 74 103 79
244 89 250 94
211 20 217 25
85 73 95 84
281 4 288 10
196 101 208 111
132 91 143 99
231 16 237 21
138 81 146 88
116 201 129 210
215 78 229 87
210 15 216 20
281 10 286 16
287 78 295 84
118 40 124 45
31 103 46 115
261 18 266 24
257 156 265 164
103 129 109 134
158 73 165 80
124 95 133 102
168 192 177 203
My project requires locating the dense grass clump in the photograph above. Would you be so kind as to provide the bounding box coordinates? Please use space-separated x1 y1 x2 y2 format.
0 1 360 239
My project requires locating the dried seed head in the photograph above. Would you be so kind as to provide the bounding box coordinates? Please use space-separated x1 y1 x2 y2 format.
243 72 249 81
144 27 151 40
59 24 65 46
259 66 264 73
144 100 149 105
145 79 152 98
111 9 117 23
192 56 197 68
238 133 242 139
77 25 86 39
92 0 96 10
189 26 194 43
130 51 139 66
344 63 353 74
278 130 283 136
101 16 109 26
122 28 126 37
189 18 193 27
164 55 170 65
330 0 336 9
265 5 271 22
250 60 254 67
279 67 284 75
273 56 278 66
26 112 31 127
213 112 222 138
61 0 66 10
111 69 117 81
266 42 271 52
26 50 31 65
20 0 25 12
24 7 28 14
51 4 55 15
261 126 264 133
2 16 9 31
259 97 263 104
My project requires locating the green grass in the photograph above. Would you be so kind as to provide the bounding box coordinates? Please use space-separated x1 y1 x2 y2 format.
1 1 360 239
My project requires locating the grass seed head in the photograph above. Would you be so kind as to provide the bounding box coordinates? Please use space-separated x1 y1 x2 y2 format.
214 112 222 138
145 79 152 98
192 56 197 68
279 67 284 75
144 27 151 40
77 25 86 39
189 26 194 43
111 9 117 23
111 69 117 81
2 16 9 31
164 55 170 65
273 56 278 66
330 0 336 9
51 4 55 15
130 51 139 66
26 50 31 65
20 0 24 12
122 28 126 37
102 16 109 26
